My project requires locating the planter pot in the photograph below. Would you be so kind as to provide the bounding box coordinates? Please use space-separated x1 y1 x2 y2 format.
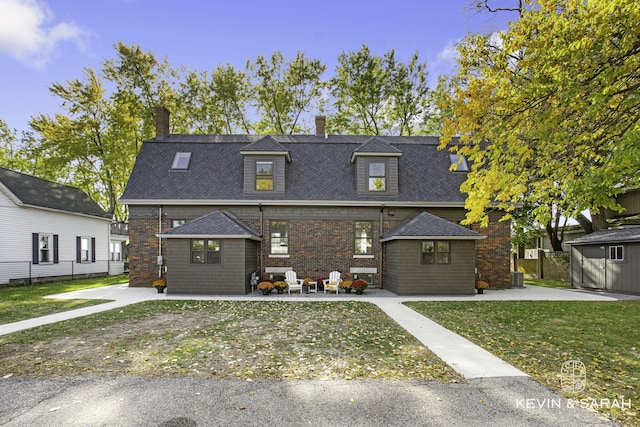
277 288 284 294
262 289 272 295
477 288 484 294
344 288 352 294
355 289 364 295
157 287 165 294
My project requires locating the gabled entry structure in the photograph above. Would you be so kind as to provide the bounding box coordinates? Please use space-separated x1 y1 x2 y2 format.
157 211 261 294
381 212 486 295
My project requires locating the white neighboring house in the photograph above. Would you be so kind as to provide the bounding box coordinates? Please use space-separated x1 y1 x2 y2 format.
0 167 120 284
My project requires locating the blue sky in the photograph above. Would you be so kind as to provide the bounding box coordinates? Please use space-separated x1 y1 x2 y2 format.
0 0 515 132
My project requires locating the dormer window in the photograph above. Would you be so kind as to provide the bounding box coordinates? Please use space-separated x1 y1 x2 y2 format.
256 161 274 190
171 152 191 170
449 153 469 172
368 162 386 191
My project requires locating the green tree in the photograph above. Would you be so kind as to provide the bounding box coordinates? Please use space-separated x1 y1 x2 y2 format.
441 0 640 232
330 45 432 135
248 51 326 134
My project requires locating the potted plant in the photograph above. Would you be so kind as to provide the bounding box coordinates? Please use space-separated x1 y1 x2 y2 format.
152 279 166 293
476 280 489 294
340 280 353 293
257 281 275 295
273 281 287 294
352 279 368 294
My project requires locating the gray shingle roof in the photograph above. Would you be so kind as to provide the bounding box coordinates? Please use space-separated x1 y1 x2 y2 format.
381 212 485 241
239 136 291 161
566 227 640 245
159 210 261 239
0 167 109 218
120 134 467 205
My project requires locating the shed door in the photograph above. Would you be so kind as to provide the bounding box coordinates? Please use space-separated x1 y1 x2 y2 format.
577 246 606 289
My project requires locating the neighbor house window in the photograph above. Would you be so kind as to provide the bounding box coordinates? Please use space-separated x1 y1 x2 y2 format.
449 153 469 172
270 221 288 254
171 152 191 170
256 161 274 190
191 239 220 264
33 233 58 265
172 219 186 228
355 222 373 255
110 242 122 261
80 237 90 261
39 234 52 263
76 236 95 263
609 245 624 261
421 240 450 264
368 162 386 191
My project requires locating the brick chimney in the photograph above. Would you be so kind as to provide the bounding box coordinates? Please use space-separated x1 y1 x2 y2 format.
155 106 170 137
315 115 326 137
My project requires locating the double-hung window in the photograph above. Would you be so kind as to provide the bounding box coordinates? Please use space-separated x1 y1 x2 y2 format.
40 234 52 263
191 239 220 264
270 221 288 255
355 222 373 255
421 240 451 264
256 161 274 190
368 162 386 191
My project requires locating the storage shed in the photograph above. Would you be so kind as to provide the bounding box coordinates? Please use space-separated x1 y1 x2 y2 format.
566 227 640 295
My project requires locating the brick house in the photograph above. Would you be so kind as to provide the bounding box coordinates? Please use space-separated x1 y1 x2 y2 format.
119 110 510 295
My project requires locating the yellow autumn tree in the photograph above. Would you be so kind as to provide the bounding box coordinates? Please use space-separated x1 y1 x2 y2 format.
441 0 640 232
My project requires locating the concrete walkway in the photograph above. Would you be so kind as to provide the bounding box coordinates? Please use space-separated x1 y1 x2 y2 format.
1 283 634 381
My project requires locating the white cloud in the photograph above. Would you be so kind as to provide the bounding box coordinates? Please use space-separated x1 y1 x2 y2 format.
0 0 86 68
436 39 460 65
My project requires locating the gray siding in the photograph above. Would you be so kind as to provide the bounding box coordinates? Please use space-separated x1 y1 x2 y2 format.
570 243 640 295
384 239 476 295
166 239 249 294
243 156 286 195
608 243 640 293
356 157 398 195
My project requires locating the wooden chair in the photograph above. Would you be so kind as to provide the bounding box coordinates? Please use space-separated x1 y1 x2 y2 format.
323 271 342 294
285 270 304 294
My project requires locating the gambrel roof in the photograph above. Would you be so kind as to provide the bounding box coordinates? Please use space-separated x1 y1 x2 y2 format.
120 134 468 206
0 167 109 218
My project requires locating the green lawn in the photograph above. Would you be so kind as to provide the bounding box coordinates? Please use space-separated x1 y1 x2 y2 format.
0 275 128 325
405 300 640 426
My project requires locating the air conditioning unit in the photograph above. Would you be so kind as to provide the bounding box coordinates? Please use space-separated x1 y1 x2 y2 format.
511 271 524 288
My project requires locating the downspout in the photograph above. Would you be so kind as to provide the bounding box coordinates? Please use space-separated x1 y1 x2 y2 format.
379 205 384 289
259 204 264 277
158 206 163 278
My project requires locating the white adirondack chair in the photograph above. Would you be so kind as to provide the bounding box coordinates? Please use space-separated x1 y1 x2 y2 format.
285 270 303 294
323 271 342 294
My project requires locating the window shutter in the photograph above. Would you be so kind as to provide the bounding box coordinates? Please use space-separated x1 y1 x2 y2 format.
91 238 96 263
53 234 59 264
32 233 39 265
76 236 81 263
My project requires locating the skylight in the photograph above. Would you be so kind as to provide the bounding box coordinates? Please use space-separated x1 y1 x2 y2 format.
171 152 192 170
449 153 469 172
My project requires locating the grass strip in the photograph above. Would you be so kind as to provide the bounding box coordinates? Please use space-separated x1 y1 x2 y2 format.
405 300 640 426
0 275 128 324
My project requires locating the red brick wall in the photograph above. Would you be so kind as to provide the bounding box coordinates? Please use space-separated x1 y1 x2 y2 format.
473 220 511 288
128 218 165 287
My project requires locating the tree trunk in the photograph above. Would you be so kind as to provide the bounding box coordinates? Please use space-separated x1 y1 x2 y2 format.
591 207 608 232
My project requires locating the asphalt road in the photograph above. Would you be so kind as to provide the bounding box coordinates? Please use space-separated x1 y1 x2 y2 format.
0 376 617 426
